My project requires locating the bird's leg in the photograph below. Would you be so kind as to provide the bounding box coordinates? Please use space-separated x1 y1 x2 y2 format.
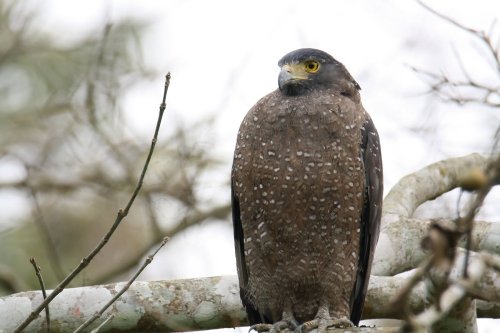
249 302 298 333
269 306 299 333
296 302 354 333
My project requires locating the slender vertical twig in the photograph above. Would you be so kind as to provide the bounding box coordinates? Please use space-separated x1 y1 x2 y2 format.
13 73 172 332
29 257 50 333
27 185 66 280
73 236 169 333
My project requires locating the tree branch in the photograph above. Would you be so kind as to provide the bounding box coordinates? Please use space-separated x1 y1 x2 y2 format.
29 258 50 333
1 258 499 333
414 1 500 108
12 73 172 332
89 203 231 285
73 237 169 333
417 0 500 73
374 153 494 276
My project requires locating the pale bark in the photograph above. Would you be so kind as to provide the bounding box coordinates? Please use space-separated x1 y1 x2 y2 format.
0 276 245 332
373 153 491 276
1 153 498 332
1 254 499 333
373 218 500 277
372 153 499 333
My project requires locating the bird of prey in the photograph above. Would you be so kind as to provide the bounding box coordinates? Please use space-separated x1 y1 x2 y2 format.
231 48 383 332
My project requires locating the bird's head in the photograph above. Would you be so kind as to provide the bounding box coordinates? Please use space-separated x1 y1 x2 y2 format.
278 48 360 97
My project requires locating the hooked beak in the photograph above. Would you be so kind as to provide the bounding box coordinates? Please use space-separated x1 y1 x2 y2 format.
278 64 308 91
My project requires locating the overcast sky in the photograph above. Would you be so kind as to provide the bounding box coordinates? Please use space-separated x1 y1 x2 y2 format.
9 0 500 331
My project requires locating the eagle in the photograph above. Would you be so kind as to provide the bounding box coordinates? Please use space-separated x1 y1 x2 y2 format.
231 48 383 332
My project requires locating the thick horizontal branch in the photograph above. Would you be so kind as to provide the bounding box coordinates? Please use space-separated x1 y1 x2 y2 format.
373 218 500 276
381 153 488 221
0 276 245 333
1 267 499 333
2 155 497 332
373 153 496 276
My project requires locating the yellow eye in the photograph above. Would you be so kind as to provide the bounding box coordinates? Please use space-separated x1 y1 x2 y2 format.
304 60 320 73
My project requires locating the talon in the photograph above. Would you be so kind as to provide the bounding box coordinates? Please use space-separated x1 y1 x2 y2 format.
330 317 354 328
249 319 298 333
271 319 298 332
249 324 273 333
297 317 354 333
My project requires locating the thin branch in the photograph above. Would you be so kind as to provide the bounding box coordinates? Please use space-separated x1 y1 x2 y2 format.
13 73 171 332
86 23 112 128
417 0 500 71
417 0 479 35
90 314 114 333
90 203 230 284
397 153 500 331
387 256 434 321
457 154 500 277
73 236 169 333
29 257 50 333
27 184 66 281
409 66 500 108
414 1 500 108
404 253 486 332
166 203 232 236
144 192 163 238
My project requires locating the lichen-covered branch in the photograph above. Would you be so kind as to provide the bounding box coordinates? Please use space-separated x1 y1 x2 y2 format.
373 218 500 276
0 276 247 333
373 153 492 276
2 256 499 333
371 152 499 333
380 153 488 222
1 151 498 333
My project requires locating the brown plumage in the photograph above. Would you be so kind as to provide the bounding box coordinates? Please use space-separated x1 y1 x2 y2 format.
231 48 383 332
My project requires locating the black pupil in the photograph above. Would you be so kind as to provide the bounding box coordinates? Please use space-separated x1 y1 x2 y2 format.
308 63 315 69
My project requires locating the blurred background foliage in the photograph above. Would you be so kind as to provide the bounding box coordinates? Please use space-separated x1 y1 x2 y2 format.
0 0 230 295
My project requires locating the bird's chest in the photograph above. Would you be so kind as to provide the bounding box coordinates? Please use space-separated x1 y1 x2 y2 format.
253 96 364 174
236 97 365 254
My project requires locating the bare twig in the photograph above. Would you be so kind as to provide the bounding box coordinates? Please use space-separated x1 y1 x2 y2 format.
414 1 500 108
388 256 434 321
457 154 500 277
90 203 231 284
73 236 169 333
401 249 500 332
143 192 163 238
90 313 114 333
399 154 500 331
13 73 171 332
410 66 500 108
29 257 50 333
86 23 112 128
417 0 500 72
27 184 66 281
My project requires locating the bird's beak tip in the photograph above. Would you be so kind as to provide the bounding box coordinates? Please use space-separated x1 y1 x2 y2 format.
278 68 295 90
